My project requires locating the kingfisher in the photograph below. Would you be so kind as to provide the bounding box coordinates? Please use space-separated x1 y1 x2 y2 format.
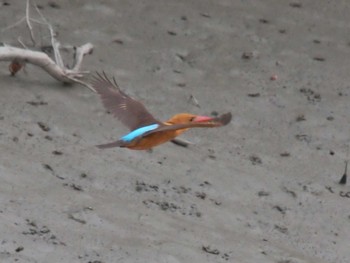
91 72 232 150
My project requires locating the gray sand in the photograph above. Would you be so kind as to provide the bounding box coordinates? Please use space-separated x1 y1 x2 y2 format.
1 1 350 262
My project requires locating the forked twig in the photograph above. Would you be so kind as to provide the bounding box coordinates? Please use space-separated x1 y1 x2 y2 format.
33 2 64 68
25 0 36 46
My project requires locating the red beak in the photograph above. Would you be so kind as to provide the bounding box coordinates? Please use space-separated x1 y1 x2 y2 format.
193 115 214 122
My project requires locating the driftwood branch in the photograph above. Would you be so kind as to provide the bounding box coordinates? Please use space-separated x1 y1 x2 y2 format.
0 0 95 92
0 45 95 91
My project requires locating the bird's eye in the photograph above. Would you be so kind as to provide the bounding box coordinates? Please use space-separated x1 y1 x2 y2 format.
189 117 195 122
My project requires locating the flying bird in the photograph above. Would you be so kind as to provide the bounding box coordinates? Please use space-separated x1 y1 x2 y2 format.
91 72 232 150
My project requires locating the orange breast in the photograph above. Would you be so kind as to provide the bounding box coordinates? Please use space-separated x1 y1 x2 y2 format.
126 129 186 150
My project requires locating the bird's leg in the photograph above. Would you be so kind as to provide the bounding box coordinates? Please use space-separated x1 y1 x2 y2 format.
171 138 193 148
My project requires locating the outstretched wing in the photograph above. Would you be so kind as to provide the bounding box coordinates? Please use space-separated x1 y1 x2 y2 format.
143 112 232 136
91 72 161 130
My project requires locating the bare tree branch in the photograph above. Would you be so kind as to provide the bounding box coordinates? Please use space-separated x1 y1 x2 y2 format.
0 0 95 92
0 45 95 92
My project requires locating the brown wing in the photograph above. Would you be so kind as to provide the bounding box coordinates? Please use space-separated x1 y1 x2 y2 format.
91 72 161 130
143 112 232 136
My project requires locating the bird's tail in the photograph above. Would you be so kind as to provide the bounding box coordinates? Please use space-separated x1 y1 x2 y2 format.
96 140 125 149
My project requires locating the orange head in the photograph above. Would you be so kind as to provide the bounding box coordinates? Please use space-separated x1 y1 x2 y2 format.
166 113 214 125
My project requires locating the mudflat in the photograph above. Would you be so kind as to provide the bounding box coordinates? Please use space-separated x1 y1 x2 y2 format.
1 1 349 262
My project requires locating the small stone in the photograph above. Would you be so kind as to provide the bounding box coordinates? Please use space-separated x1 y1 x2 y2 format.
37 122 50 132
15 246 24 253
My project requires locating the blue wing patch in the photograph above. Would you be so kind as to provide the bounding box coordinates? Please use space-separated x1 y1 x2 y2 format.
121 124 159 142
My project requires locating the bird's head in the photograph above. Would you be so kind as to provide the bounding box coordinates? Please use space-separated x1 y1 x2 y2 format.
166 113 215 125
